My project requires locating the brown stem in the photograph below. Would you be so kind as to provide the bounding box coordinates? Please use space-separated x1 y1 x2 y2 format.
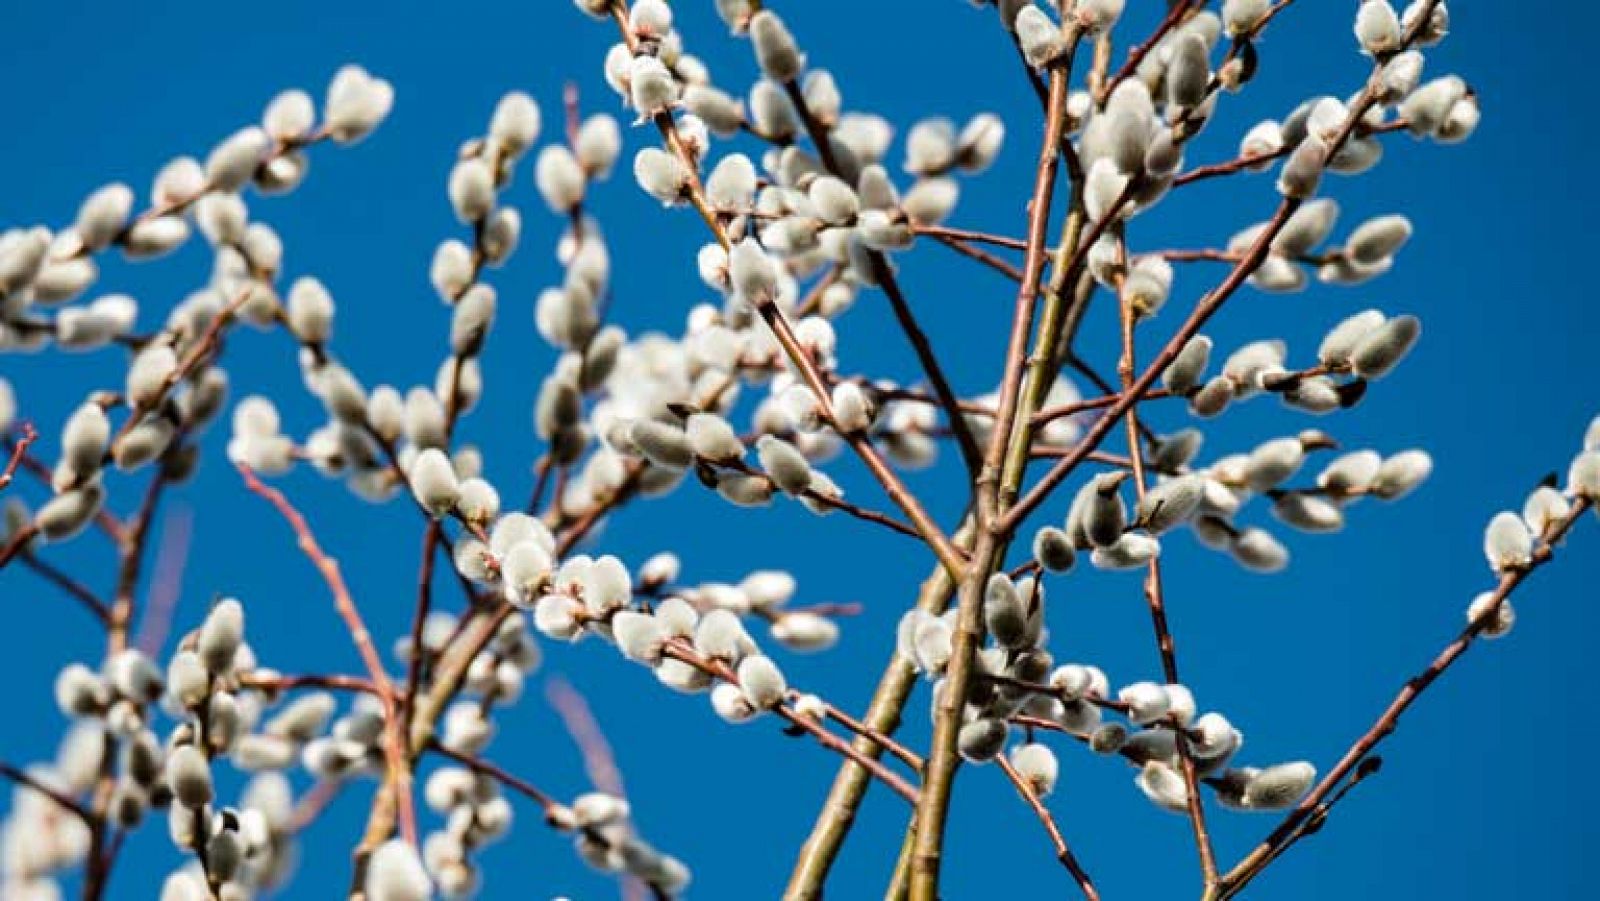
16 551 112 623
912 224 1027 250
995 754 1099 900
1219 496 1591 897
911 46 1077 901
0 422 36 492
1101 0 1202 103
660 640 921 805
0 760 94 822
783 519 976 900
928 233 1026 282
234 464 416 857
1114 261 1219 887
400 521 442 742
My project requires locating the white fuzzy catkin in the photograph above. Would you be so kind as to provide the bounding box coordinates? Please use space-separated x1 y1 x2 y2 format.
490 91 542 157
634 147 689 204
1246 437 1306 492
1319 450 1382 495
686 413 744 462
830 382 874 433
76 183 134 251
985 574 1030 649
1369 450 1433 499
1033 526 1077 572
206 127 270 192
1223 0 1271 36
1074 0 1126 34
410 448 462 517
1278 135 1327 199
729 238 778 306
711 682 756 723
448 158 495 223
1010 743 1059 797
366 838 433 901
737 655 787 709
575 114 622 177
1319 309 1386 367
1570 452 1600 500
1165 335 1212 394
630 420 694 471
535 146 587 214
750 11 805 81
957 113 1005 172
1274 493 1345 532
264 89 316 142
1085 159 1130 221
629 55 678 115
123 344 178 409
771 612 839 652
1466 591 1515 638
0 379 14 433
612 611 667 665
198 597 245 674
1521 486 1570 536
757 435 812 495
1274 199 1340 257
1355 1 1402 56
1483 511 1534 572
958 718 1008 763
450 285 496 356
287 277 336 343
1119 682 1171 725
1015 7 1066 69
165 744 213 808
706 153 757 210
1138 476 1203 533
325 65 394 144
1350 314 1420 379
1347 214 1412 265
1136 761 1189 812
1232 527 1289 572
1080 472 1128 547
1243 762 1316 810
695 609 752 663
808 176 860 226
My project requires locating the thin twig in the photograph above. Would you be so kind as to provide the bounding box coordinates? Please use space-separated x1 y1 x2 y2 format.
995 754 1099 900
0 760 94 823
16 551 112 623
234 463 416 851
1219 496 1592 897
0 422 36 492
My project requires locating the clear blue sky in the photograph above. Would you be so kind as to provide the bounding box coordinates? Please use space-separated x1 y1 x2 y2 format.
3 2 1595 898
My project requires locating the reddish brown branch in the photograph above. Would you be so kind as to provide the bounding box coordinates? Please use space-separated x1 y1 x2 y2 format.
995 754 1099 900
0 760 94 823
0 422 36 492
234 463 416 849
15 551 111 623
1219 496 1592 897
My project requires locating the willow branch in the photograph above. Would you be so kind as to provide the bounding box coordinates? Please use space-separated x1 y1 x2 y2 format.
994 755 1099 900
1219 494 1592 897
234 463 416 853
0 422 36 493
